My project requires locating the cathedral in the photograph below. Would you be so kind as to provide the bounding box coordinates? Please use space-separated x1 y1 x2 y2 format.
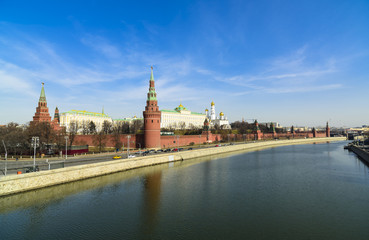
205 101 231 129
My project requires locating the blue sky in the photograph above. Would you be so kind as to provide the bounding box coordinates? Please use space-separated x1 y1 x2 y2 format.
0 0 368 127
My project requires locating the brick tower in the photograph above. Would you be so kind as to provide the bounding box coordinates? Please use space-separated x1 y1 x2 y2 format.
31 82 52 124
143 67 161 149
326 122 330 137
254 120 262 140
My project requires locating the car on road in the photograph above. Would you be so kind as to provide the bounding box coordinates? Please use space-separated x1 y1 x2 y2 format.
24 166 39 173
188 148 193 150
128 155 136 158
172 148 179 152
164 149 171 152
113 155 122 159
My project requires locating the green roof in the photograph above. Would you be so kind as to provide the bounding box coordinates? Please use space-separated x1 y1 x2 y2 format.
61 110 110 118
39 83 46 102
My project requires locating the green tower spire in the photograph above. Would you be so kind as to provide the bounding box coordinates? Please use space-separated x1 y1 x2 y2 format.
150 66 154 81
39 82 46 102
147 66 157 101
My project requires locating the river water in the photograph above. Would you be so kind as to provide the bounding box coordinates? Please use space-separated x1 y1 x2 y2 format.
1 141 369 240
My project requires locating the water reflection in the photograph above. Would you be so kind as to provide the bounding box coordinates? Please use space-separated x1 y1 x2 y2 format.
141 172 162 236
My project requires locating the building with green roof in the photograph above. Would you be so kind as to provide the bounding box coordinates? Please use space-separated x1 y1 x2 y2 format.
59 109 112 132
161 103 206 129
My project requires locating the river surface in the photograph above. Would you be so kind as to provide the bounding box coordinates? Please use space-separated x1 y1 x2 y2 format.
1 141 369 240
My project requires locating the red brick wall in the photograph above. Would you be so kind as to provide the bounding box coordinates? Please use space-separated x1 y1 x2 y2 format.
73 130 329 150
74 134 141 149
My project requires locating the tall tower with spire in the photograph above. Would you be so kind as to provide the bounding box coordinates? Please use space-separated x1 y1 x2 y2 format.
143 67 161 149
326 122 330 137
210 101 216 121
31 82 52 124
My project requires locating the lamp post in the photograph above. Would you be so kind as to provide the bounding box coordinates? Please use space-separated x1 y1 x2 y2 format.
127 135 131 157
2 140 7 176
31 136 39 170
65 136 69 160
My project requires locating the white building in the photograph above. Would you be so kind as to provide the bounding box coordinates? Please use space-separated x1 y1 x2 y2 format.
206 101 231 129
161 104 206 129
113 116 143 125
60 110 112 132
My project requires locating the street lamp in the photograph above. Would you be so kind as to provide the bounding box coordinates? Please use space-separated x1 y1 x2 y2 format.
31 136 39 170
65 136 69 160
127 135 131 157
2 140 7 176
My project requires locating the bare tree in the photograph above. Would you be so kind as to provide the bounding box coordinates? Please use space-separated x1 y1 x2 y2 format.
112 126 123 151
88 121 96 134
68 120 80 146
93 130 107 152
179 122 186 130
81 120 89 135
102 120 112 134
131 119 143 134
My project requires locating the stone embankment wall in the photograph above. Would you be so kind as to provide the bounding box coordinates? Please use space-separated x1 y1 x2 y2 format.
0 137 345 197
350 145 369 164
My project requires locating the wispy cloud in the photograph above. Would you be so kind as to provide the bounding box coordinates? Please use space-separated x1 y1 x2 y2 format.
214 46 342 95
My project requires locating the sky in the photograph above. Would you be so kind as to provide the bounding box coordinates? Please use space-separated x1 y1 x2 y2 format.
0 0 368 128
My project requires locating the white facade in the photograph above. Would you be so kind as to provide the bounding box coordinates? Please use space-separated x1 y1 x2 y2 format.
60 110 112 132
161 104 206 129
206 101 231 129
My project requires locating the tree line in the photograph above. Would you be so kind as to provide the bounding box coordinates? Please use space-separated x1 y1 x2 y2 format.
0 120 144 156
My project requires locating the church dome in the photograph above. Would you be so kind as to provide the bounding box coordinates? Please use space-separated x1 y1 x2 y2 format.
220 112 224 116
205 108 209 112
179 103 184 108
211 101 215 106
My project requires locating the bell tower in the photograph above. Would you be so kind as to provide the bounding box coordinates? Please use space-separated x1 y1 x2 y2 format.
143 67 161 149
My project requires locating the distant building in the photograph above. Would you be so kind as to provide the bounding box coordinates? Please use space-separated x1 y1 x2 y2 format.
205 101 231 129
59 109 112 132
260 122 282 129
161 103 206 129
113 116 143 125
30 83 60 130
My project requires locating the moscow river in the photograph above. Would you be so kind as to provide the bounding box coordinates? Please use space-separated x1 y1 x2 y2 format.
1 141 369 240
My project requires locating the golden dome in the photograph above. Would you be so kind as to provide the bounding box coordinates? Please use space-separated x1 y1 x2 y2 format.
211 101 215 106
205 108 209 112
179 103 184 108
220 112 224 116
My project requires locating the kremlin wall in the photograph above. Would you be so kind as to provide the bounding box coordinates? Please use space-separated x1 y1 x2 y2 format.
30 67 331 151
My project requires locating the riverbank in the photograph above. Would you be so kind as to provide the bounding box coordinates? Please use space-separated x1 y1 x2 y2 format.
348 145 369 164
0 137 346 197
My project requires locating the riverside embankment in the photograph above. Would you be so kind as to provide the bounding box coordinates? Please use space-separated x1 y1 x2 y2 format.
349 145 369 164
0 137 346 197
